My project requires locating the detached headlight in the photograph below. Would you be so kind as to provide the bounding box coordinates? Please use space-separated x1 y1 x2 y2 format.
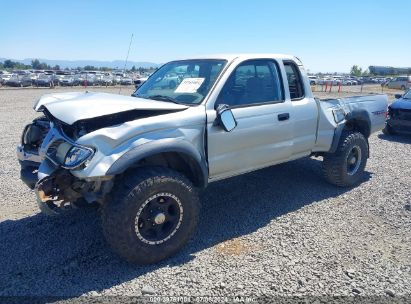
49 142 94 169
64 146 94 169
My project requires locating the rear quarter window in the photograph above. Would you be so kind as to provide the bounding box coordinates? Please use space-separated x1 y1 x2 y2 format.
283 61 304 100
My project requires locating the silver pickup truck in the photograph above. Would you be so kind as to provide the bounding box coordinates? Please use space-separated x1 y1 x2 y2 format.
17 54 387 264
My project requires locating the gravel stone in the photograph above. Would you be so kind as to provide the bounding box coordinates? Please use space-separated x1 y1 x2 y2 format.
345 269 356 279
141 285 156 295
385 289 395 297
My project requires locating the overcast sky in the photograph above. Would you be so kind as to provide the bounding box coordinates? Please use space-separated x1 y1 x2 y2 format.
0 0 410 72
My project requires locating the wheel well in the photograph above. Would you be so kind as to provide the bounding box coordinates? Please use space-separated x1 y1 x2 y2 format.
125 152 206 188
345 119 370 138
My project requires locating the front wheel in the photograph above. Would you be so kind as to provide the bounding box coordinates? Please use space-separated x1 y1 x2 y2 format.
102 167 200 264
323 131 368 187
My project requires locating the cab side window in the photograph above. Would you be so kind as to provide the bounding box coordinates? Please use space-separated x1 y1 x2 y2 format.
284 62 304 100
216 60 283 107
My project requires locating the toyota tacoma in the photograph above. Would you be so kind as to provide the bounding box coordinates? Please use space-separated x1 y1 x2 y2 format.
17 54 388 264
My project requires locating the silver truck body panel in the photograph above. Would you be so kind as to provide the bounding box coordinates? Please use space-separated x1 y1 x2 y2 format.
338 94 387 134
34 92 188 125
72 106 206 179
17 54 388 188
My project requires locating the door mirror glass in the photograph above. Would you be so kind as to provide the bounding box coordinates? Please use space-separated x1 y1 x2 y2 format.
395 94 402 99
216 104 237 132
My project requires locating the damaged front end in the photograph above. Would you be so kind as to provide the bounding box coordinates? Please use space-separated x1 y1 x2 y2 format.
17 114 112 215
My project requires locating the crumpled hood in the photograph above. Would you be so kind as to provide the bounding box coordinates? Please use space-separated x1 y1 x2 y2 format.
34 91 188 125
390 98 411 110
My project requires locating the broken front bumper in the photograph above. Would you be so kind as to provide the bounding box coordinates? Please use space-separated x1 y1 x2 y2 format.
17 145 42 189
17 143 64 214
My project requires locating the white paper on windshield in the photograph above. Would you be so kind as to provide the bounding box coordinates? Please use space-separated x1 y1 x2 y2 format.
175 78 205 93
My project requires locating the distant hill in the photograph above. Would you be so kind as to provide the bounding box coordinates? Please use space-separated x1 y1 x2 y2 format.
0 57 160 69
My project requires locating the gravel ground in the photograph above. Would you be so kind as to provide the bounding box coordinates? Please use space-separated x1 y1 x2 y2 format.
0 87 410 302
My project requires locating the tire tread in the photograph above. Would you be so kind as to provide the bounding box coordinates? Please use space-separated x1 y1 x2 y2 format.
102 167 200 264
323 131 368 187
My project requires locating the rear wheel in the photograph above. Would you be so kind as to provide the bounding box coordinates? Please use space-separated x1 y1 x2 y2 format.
401 85 406 90
102 167 200 264
323 131 368 187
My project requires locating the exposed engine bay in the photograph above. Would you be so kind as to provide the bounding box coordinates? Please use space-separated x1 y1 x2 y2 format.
17 114 114 215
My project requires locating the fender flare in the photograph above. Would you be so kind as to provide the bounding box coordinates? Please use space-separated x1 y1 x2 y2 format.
106 138 208 188
329 110 371 154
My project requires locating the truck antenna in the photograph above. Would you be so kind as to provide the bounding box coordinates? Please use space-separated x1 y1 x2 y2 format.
119 33 134 94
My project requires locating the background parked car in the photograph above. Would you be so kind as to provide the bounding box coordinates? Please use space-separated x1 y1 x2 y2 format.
59 75 78 86
101 74 114 86
112 75 122 85
6 74 32 87
43 71 59 86
386 76 411 90
120 76 133 85
383 89 411 135
153 72 181 89
34 74 54 87
308 76 317 85
79 73 97 86
0 72 12 85
55 71 72 84
134 76 148 88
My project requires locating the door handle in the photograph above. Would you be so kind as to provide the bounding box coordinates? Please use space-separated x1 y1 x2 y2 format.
278 113 290 121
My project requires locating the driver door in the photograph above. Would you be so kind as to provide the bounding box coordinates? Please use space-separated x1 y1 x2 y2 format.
207 59 294 180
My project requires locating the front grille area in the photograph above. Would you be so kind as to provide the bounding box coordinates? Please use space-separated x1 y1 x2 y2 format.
22 117 50 152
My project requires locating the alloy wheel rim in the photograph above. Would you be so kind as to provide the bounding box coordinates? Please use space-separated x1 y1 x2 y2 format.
134 192 183 245
347 145 362 176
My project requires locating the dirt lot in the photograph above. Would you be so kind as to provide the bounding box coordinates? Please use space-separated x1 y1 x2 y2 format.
313 84 404 100
0 86 410 301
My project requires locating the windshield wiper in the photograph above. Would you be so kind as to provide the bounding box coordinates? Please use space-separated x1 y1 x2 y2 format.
146 95 179 104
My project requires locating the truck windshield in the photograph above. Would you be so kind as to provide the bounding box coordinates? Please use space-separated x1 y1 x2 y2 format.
133 59 227 105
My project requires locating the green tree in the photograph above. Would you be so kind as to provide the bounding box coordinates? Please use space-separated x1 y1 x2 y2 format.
31 59 50 70
3 60 16 69
362 69 370 76
31 59 40 69
84 65 97 71
350 65 363 76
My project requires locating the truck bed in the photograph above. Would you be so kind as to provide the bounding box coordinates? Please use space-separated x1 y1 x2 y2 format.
313 94 388 152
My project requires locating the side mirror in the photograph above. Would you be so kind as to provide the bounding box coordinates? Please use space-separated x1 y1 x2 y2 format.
395 94 402 99
216 104 237 132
